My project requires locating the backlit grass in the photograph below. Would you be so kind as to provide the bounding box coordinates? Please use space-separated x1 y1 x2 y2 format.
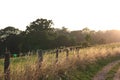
0 43 120 80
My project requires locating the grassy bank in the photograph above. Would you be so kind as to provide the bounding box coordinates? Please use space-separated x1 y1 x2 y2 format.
0 43 120 80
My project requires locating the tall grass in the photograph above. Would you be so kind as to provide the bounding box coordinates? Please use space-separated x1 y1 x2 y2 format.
0 43 120 80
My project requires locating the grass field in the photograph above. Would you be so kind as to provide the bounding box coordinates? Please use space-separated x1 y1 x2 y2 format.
0 43 120 80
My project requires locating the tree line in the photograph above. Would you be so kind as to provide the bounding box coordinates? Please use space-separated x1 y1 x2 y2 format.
0 18 120 56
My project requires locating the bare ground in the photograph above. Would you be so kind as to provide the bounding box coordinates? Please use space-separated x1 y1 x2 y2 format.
93 60 120 80
113 67 120 80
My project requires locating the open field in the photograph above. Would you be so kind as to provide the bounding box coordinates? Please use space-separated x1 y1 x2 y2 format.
1 43 120 80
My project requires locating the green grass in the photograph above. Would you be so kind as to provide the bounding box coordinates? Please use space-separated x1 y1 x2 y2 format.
61 56 120 80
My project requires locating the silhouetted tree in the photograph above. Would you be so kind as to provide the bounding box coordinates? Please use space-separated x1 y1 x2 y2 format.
26 18 54 33
24 18 55 50
0 26 22 55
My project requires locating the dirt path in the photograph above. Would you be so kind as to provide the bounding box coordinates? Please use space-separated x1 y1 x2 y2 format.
93 60 120 80
113 67 120 80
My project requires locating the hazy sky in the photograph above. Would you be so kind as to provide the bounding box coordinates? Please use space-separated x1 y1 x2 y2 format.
0 0 120 31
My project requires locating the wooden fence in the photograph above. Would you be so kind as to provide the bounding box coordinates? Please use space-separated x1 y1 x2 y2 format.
4 47 81 80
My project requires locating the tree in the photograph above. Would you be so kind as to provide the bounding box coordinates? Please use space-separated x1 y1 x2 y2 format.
0 26 21 39
85 34 91 42
5 34 21 54
26 18 54 33
0 26 22 55
70 30 84 45
24 18 55 50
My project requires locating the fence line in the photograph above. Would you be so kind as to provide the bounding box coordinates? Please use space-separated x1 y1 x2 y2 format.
3 47 81 79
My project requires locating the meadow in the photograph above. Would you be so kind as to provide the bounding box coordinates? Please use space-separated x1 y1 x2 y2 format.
0 43 120 80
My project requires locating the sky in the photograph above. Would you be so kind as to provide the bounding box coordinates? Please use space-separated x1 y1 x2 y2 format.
0 0 120 31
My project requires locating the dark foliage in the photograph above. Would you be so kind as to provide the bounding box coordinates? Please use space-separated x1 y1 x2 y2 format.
0 19 120 56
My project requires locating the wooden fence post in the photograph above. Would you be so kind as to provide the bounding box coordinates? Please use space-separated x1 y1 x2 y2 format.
4 49 10 80
77 48 80 58
38 49 43 65
56 49 59 63
66 48 69 60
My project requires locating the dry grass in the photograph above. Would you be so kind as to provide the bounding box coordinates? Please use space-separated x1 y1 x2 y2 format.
0 43 120 80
